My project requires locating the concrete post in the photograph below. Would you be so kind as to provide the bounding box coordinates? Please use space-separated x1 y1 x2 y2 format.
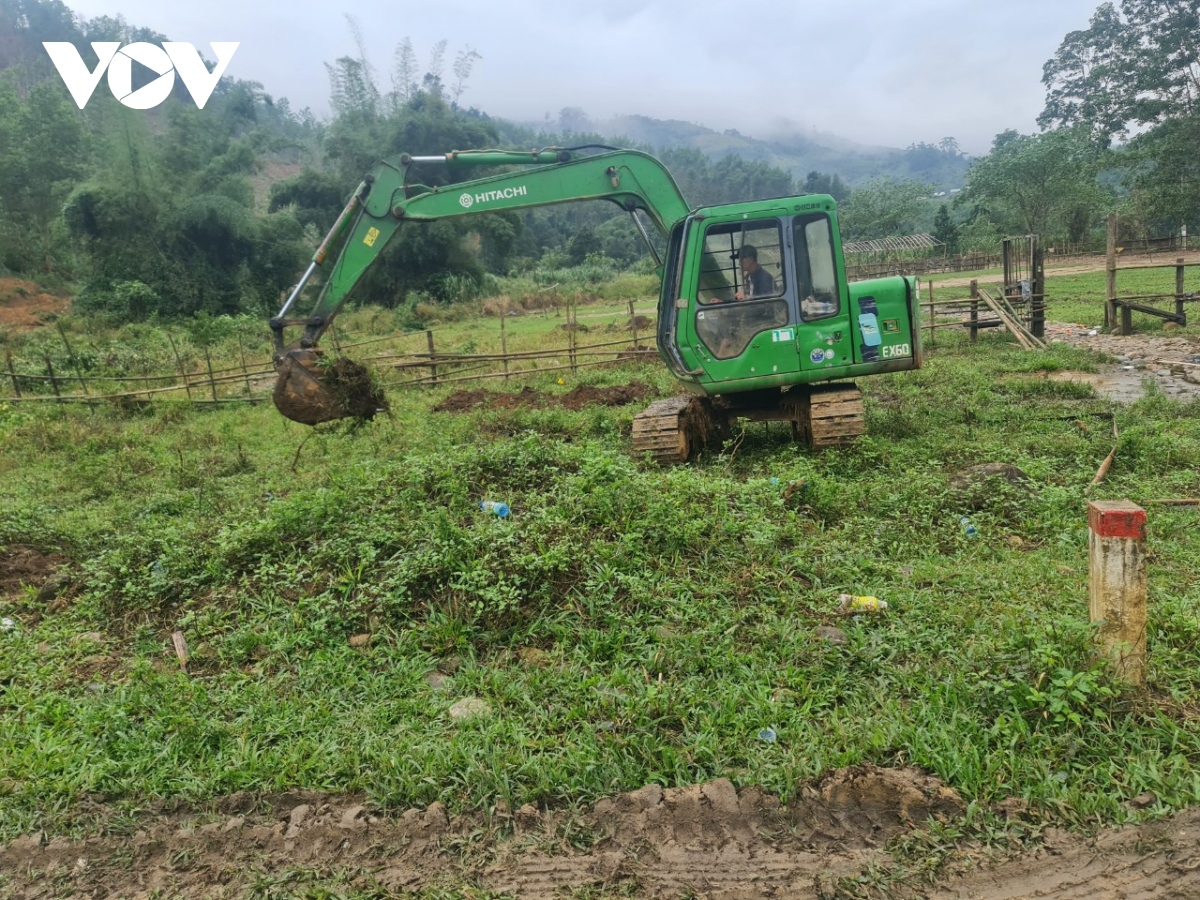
1087 500 1147 685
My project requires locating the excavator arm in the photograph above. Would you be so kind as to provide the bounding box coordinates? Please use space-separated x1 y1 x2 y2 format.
271 148 691 424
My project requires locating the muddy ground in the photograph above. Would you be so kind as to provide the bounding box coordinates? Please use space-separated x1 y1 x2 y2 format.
1043 322 1200 403
434 381 656 413
2 768 1197 899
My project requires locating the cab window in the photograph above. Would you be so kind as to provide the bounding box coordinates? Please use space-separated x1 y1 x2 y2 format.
694 219 788 359
793 215 840 320
696 220 785 304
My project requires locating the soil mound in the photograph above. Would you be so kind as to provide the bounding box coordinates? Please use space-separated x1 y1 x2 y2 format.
434 380 655 413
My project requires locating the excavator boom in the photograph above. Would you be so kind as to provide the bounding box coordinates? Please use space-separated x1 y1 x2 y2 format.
271 147 691 424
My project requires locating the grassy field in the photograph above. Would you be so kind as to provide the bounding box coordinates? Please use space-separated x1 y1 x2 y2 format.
4 275 1200 859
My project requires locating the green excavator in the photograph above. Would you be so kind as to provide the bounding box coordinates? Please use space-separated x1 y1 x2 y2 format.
270 146 923 462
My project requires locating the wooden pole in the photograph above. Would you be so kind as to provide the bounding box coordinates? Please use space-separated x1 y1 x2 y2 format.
203 347 219 402
500 314 509 381
1030 238 1045 340
426 330 438 385
5 350 21 399
44 355 62 402
1176 257 1186 324
628 299 640 350
969 279 979 344
237 337 252 395
926 280 934 348
1087 500 1147 685
569 301 577 373
166 333 192 401
1106 214 1118 331
56 322 89 396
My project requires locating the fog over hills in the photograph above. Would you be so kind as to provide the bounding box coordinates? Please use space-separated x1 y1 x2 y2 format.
526 111 973 190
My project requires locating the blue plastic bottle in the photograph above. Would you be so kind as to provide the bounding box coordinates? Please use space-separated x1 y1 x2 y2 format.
480 500 510 518
959 516 978 537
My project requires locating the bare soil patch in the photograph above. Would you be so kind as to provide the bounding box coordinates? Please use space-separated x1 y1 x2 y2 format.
0 766 964 899
434 380 656 413
1 765 1197 898
930 805 1200 900
0 545 65 599
0 279 69 331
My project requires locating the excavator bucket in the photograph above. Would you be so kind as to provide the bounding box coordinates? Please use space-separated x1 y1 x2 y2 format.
273 348 388 426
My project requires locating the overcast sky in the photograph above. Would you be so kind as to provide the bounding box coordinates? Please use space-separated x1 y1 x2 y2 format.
63 0 1103 155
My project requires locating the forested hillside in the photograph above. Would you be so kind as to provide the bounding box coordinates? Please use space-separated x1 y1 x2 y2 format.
0 0 1196 324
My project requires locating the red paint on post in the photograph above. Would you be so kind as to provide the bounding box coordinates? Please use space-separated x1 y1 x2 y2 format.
1088 501 1147 540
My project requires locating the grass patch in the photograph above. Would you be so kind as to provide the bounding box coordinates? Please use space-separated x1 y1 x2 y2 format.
2 311 1200 845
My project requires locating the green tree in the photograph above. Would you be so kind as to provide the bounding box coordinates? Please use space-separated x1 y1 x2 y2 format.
932 204 959 253
840 178 932 241
1041 0 1200 139
566 226 602 265
803 170 850 202
0 75 85 273
1123 116 1200 228
958 128 1108 241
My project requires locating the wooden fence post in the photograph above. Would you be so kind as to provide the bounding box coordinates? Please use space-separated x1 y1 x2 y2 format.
1176 257 1187 324
237 337 252 395
969 280 979 344
203 346 219 402
569 301 577 374
56 322 89 397
1106 214 1118 331
628 299 640 350
426 330 438 385
166 333 192 401
500 315 510 381
926 280 934 348
1030 239 1045 340
1087 500 1147 685
44 355 62 402
5 350 21 399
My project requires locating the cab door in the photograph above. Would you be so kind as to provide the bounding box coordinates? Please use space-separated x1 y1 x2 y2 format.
681 214 802 384
790 212 854 374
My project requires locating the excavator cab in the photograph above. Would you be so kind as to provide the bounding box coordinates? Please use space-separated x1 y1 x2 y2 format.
635 195 922 461
657 196 919 395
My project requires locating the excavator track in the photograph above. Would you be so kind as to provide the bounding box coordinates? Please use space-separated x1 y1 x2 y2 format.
631 396 728 465
802 383 865 449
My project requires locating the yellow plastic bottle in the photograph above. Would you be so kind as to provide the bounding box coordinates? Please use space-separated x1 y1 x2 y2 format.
838 593 888 611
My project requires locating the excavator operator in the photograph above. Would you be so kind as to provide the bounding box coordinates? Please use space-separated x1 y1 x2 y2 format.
734 245 775 300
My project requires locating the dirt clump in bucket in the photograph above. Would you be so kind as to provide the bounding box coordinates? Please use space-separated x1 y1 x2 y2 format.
320 358 389 421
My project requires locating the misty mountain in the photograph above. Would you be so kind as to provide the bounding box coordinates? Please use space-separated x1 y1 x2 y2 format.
536 111 972 191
